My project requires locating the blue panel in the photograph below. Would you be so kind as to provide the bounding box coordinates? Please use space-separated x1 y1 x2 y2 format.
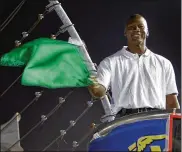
88 119 168 151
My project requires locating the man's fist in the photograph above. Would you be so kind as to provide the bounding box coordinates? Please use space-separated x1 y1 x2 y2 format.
88 76 100 88
88 76 106 98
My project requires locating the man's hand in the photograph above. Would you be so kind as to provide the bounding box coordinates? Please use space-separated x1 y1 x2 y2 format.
88 76 106 99
89 76 100 88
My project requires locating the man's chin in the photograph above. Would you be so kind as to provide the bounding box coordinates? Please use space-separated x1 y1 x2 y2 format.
131 39 142 45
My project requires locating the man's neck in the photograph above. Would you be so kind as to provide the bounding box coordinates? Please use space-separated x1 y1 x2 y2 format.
127 43 146 54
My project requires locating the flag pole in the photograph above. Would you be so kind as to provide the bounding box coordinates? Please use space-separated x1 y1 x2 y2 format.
47 0 114 122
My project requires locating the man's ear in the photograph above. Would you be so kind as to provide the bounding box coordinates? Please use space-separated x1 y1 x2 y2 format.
146 29 149 37
124 28 127 36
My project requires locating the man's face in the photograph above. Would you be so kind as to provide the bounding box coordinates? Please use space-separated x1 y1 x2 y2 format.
125 17 148 45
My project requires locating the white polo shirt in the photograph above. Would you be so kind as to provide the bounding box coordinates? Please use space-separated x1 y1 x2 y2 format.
97 46 178 113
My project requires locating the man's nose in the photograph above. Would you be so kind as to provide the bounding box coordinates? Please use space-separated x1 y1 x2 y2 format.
133 26 140 31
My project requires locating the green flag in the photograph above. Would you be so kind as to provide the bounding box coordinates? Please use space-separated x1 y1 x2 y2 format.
0 38 93 88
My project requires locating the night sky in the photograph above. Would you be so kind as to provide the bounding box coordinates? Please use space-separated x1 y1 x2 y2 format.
0 0 181 151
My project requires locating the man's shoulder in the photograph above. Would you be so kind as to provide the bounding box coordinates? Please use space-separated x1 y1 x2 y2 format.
102 49 122 62
151 52 172 67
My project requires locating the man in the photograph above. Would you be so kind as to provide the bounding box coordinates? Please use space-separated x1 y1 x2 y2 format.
89 14 180 117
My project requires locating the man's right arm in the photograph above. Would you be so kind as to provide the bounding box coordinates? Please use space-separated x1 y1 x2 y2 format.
88 79 107 98
88 58 111 99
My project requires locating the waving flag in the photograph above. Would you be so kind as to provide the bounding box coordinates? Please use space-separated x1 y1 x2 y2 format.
0 38 93 88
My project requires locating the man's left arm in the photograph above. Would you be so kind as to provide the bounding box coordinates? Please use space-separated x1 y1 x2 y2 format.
165 61 180 109
166 93 180 109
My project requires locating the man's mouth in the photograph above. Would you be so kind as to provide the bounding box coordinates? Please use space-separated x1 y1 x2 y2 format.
132 34 140 39
132 33 140 37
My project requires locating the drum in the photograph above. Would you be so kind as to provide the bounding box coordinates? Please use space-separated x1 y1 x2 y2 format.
88 109 181 152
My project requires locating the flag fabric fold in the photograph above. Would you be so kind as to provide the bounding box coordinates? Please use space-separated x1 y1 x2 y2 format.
0 38 93 88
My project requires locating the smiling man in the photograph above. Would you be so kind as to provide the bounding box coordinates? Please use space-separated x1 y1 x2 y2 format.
89 14 180 117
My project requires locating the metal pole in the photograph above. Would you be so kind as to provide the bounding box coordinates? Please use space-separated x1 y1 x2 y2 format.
48 0 114 121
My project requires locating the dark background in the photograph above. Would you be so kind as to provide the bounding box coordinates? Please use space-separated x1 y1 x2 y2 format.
0 0 181 151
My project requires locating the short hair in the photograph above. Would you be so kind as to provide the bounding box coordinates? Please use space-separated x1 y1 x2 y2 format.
125 14 145 26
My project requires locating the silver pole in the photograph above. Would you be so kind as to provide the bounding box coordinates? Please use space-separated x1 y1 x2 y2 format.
48 0 114 121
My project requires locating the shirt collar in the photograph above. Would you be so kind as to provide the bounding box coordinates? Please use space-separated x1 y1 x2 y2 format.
121 46 151 59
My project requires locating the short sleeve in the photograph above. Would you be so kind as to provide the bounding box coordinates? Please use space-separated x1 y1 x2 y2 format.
96 58 111 90
165 61 178 95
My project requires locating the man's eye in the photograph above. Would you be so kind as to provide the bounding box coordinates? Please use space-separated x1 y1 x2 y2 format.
139 26 144 29
128 27 134 30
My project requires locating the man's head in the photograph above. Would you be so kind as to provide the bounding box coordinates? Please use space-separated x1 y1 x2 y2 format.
124 14 149 46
